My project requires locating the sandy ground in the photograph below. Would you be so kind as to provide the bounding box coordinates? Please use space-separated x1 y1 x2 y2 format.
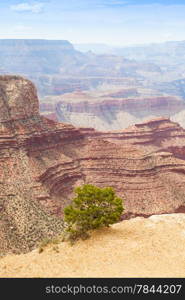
0 213 185 278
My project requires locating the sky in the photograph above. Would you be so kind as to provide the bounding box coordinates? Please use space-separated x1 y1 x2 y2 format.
1 0 185 46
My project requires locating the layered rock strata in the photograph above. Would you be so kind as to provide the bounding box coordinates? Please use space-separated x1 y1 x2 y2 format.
43 90 185 130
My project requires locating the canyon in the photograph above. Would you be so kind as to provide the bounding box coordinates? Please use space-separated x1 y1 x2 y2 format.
2 39 185 133
1 39 185 98
1 75 185 254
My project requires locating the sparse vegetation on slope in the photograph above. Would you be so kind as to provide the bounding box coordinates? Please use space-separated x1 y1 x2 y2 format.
0 193 64 255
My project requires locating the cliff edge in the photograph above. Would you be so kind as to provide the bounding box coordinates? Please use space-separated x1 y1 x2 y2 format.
0 214 185 278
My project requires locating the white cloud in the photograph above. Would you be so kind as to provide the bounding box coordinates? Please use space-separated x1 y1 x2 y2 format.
10 2 44 14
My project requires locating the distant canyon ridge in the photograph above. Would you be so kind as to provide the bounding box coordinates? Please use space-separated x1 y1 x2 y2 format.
41 89 185 130
1 39 185 130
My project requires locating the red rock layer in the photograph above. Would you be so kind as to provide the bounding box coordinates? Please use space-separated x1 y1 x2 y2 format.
52 93 185 124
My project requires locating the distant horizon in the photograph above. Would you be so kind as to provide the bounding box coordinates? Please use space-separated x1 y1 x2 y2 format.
0 37 185 49
1 1 185 46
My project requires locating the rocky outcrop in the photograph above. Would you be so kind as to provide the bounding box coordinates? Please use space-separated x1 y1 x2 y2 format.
0 75 82 254
1 75 185 254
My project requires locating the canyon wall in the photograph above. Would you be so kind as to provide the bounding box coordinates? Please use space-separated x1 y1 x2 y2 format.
42 90 185 130
0 75 82 254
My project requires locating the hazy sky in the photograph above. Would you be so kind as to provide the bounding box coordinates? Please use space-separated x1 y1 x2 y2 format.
1 0 185 45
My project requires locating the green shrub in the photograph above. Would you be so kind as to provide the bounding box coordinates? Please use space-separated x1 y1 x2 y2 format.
63 184 124 243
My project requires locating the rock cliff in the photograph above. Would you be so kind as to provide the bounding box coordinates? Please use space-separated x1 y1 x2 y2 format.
1 75 185 254
0 75 81 254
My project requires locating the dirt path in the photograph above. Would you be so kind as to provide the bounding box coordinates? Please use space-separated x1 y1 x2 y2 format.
0 214 185 277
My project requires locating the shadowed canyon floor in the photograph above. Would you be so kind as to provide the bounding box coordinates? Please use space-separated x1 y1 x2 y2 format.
0 214 185 278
